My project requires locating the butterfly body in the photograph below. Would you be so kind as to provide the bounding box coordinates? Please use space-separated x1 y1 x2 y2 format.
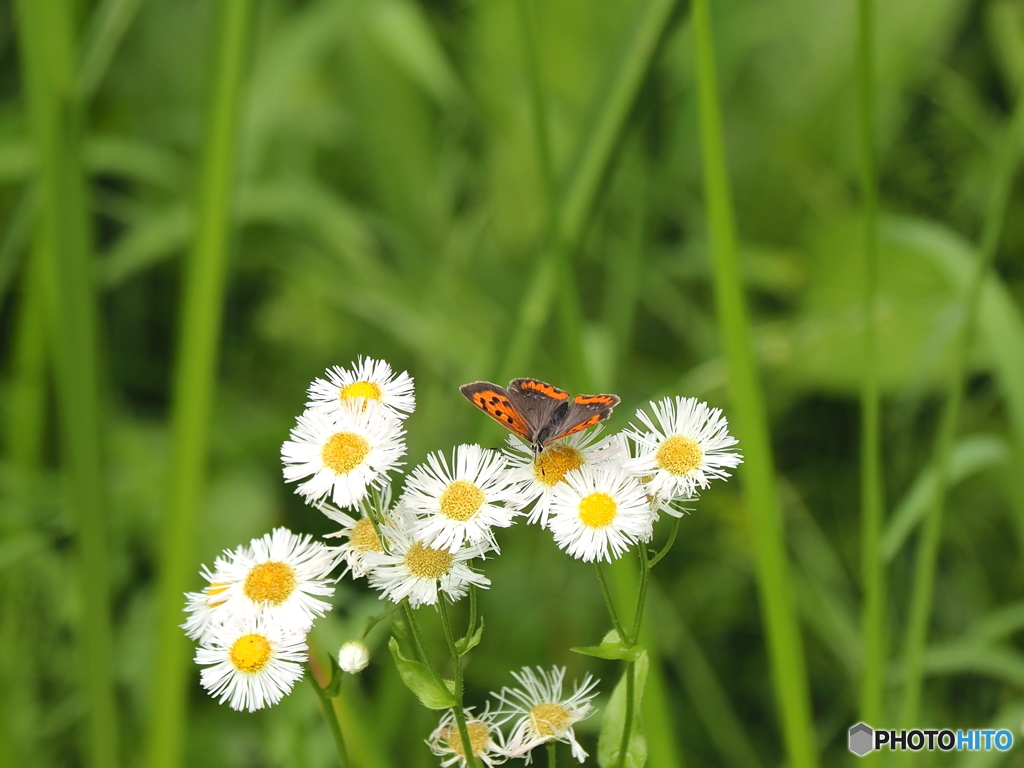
460 378 620 453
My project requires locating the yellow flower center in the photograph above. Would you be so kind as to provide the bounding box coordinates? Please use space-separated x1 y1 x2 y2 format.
404 541 454 579
578 492 617 529
530 702 572 737
655 435 703 476
243 562 297 605
229 633 273 674
444 721 491 757
321 432 371 474
348 518 383 552
532 444 584 488
438 480 485 521
340 380 383 403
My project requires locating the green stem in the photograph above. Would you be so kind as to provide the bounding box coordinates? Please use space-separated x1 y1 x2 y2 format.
146 1 254 766
691 1 818 766
547 741 557 767
594 563 628 642
618 661 636 768
438 596 479 768
647 518 680 569
307 665 351 768
356 602 402 641
467 585 479 640
616 550 651 768
631 548 651 645
856 0 886 726
402 603 448 692
898 81 1024 727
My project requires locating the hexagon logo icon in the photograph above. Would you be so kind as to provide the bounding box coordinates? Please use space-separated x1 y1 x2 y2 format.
849 723 874 757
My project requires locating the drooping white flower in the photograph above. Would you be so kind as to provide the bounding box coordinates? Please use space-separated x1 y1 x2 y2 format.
624 396 741 500
547 465 654 563
306 356 416 420
427 707 508 767
195 616 307 712
504 427 625 529
492 667 599 763
402 444 521 554
281 403 405 509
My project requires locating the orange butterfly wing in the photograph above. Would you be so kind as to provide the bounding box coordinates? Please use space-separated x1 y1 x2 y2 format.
459 382 533 441
542 393 622 444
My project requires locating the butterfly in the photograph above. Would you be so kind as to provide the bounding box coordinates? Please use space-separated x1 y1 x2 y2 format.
460 378 620 454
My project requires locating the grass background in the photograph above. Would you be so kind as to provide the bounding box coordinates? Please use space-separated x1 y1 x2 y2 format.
2 0 1024 766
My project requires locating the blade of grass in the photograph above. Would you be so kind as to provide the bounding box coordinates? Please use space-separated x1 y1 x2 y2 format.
650 584 763 768
513 0 586 387
498 0 678 386
77 0 144 102
14 0 119 765
691 1 818 766
855 0 887 727
898 83 1024 727
880 434 1008 561
0 186 35 320
144 1 254 767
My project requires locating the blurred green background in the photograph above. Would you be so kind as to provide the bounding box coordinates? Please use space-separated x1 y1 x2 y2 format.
3 0 1024 766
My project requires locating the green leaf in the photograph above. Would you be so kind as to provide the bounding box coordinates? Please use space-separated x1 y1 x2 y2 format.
456 617 484 656
388 638 455 710
572 635 646 662
597 650 649 768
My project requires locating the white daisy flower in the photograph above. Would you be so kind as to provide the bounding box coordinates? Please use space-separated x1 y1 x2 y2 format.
363 519 490 608
182 544 246 643
321 505 385 578
504 427 625 529
185 528 337 638
306 356 415 419
402 444 521 554
319 483 402 577
624 396 742 500
428 707 508 767
492 666 599 763
547 466 654 563
195 616 308 712
281 403 405 508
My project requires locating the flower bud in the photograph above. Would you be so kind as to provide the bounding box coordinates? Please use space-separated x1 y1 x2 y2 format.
338 640 370 674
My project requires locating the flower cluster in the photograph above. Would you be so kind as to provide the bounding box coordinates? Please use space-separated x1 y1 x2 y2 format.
182 527 338 711
504 395 742 563
182 355 743 757
427 667 599 766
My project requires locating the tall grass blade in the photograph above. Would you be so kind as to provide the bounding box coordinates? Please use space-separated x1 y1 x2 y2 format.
898 85 1024 727
513 0 586 386
499 0 677 385
856 0 887 726
650 585 762 768
691 1 818 766
78 0 144 102
13 0 119 765
881 434 1008 561
145 1 254 766
0 187 35 319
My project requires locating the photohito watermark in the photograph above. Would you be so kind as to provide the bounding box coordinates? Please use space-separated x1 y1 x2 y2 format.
848 723 1014 757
